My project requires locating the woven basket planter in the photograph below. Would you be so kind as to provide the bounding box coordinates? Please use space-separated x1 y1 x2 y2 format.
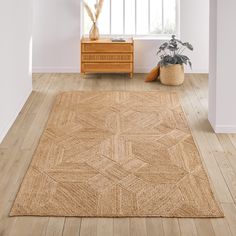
160 64 184 86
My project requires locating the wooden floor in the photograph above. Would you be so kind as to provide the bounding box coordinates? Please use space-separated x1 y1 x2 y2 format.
0 73 236 236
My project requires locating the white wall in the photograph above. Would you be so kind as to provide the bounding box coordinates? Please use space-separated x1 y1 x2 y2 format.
0 0 33 143
209 0 236 133
32 0 81 72
180 0 209 73
208 0 217 128
32 0 209 73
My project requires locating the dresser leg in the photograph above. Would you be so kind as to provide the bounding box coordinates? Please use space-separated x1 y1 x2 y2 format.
130 73 133 79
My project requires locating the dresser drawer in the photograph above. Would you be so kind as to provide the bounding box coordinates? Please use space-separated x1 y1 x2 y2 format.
82 63 132 73
82 43 133 53
81 53 133 62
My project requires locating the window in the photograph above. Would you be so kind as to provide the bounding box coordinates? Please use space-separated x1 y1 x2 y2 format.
82 0 179 37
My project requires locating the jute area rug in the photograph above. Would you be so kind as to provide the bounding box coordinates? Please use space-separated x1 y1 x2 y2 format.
10 91 223 217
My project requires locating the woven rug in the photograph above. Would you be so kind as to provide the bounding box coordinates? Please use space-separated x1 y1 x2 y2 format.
10 91 223 217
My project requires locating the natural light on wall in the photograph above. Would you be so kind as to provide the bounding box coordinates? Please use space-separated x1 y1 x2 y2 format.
82 0 177 36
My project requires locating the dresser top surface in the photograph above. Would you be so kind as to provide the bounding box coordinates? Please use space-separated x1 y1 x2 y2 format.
81 38 133 44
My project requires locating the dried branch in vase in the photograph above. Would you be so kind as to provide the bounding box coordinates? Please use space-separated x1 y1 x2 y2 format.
83 0 104 40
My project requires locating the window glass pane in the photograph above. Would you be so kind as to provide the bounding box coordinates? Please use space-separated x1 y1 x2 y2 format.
150 0 162 34
136 0 149 35
163 0 176 34
83 0 97 35
83 0 177 36
124 0 135 35
98 0 110 34
111 0 124 35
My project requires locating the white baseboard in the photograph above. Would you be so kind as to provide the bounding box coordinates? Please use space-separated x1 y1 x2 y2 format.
33 66 153 74
209 116 236 134
213 125 236 133
33 67 80 73
33 66 208 74
134 67 152 73
185 68 209 74
0 89 32 143
135 66 208 74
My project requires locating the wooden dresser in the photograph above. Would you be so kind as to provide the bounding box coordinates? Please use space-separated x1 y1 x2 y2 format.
81 38 134 78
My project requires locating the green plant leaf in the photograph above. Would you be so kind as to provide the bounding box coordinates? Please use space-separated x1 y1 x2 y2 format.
157 35 193 69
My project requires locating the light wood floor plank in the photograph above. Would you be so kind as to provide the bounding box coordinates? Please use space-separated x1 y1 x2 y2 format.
195 219 215 236
80 218 97 236
178 219 198 236
45 217 65 236
0 73 235 236
221 203 236 235
20 93 55 150
181 80 233 203
217 135 236 155
146 218 164 236
114 218 130 236
217 135 236 174
186 81 236 203
130 219 147 236
8 217 48 236
97 219 113 236
211 217 232 236
162 219 181 236
229 134 236 150
62 218 81 236
213 152 236 202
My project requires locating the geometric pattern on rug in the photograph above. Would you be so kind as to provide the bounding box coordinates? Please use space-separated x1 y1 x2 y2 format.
10 91 223 217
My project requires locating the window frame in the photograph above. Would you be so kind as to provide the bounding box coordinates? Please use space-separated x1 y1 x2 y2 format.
81 0 180 38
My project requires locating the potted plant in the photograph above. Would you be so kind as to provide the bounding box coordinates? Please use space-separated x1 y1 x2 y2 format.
157 35 193 86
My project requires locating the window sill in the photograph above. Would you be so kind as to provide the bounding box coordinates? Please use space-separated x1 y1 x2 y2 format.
133 36 171 41
82 34 175 41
